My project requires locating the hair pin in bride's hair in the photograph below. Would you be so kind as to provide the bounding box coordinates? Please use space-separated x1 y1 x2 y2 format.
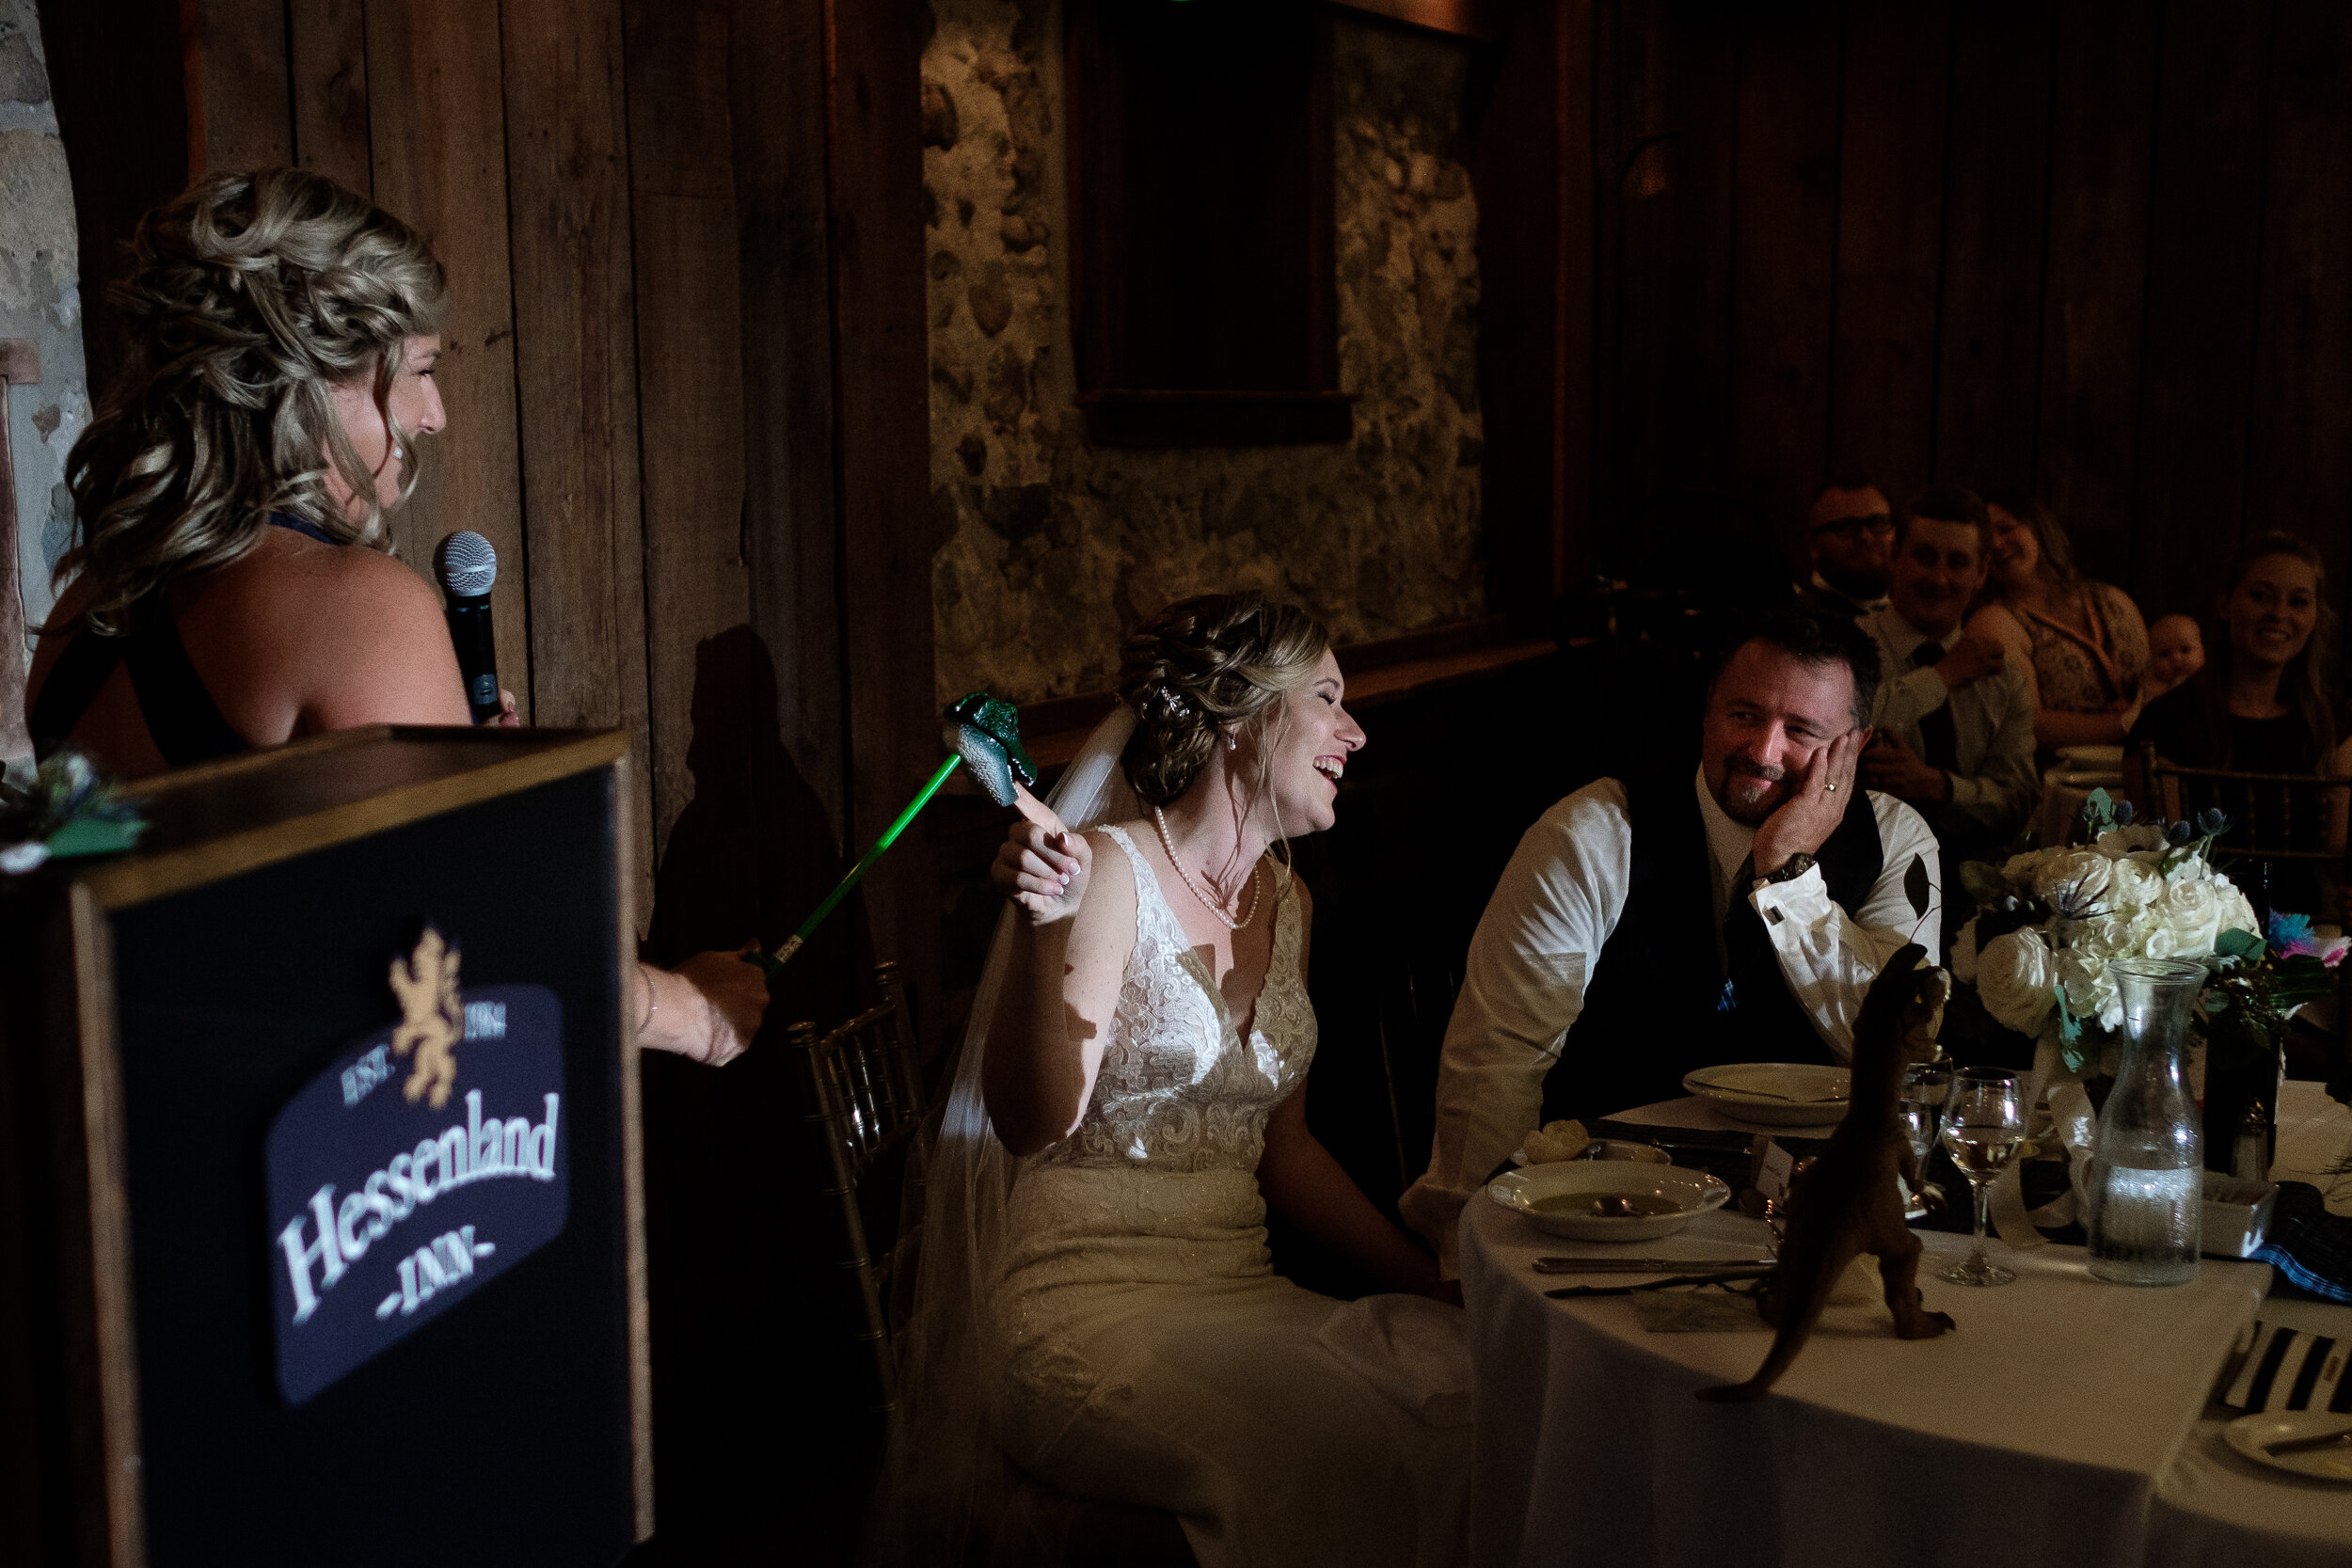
1141 682 1193 721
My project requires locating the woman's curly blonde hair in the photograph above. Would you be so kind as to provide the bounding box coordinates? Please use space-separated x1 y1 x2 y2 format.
1118 592 1332 808
56 167 448 633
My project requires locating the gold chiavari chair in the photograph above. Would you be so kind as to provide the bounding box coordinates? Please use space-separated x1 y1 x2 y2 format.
789 960 929 1415
2137 743 2352 919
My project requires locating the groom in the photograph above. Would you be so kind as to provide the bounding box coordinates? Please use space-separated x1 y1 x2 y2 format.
1401 609 1942 1271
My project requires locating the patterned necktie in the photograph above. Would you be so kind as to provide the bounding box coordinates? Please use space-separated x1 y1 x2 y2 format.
1914 642 1961 771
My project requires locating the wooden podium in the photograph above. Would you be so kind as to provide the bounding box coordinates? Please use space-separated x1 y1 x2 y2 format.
0 728 651 1567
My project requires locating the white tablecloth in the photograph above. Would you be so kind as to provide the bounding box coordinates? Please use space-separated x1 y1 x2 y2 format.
2142 1081 2352 1568
1467 1085 2352 1568
2034 768 2116 848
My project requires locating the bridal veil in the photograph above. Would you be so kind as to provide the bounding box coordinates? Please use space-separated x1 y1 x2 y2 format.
871 706 1143 1562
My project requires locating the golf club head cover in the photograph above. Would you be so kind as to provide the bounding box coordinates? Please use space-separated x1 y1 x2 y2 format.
943 691 1039 809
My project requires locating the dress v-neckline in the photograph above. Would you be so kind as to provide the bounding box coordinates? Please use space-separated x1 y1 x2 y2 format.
2019 588 2125 694
1112 825 1282 1046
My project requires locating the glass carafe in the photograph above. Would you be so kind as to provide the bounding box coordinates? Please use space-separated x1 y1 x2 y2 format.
2084 958 2205 1285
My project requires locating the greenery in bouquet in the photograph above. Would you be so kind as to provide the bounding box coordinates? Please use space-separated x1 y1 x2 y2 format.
1947 790 2260 1075
0 748 148 874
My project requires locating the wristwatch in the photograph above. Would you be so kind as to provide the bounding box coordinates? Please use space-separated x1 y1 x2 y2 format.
1754 852 1818 889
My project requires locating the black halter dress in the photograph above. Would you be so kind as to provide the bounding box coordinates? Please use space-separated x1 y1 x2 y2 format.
28 515 340 768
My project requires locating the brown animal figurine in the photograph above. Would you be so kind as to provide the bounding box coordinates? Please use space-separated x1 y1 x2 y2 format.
1698 944 1954 1402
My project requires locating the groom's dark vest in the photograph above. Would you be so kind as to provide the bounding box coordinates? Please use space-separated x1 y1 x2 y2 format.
1536 777 1886 1126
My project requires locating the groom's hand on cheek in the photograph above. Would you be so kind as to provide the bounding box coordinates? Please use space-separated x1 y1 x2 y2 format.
1752 727 1867 877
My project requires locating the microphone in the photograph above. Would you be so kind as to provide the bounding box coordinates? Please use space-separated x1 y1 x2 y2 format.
432 531 502 722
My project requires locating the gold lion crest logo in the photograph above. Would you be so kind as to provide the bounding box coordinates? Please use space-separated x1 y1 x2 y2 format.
388 927 463 1110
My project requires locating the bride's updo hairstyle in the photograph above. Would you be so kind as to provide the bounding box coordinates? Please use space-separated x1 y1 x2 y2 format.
1118 591 1331 807
59 167 447 633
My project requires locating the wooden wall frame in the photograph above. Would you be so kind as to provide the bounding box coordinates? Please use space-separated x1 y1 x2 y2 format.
1066 0 1351 447
1 339 40 766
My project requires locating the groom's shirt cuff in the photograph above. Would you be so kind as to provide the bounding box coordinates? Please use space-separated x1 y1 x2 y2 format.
1746 792 1944 1059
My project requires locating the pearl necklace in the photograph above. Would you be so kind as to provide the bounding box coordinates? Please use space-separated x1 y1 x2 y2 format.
1152 806 1262 931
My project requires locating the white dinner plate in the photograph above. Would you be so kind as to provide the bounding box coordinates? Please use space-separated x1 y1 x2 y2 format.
1486 1162 1731 1241
1682 1063 1851 1127
2222 1411 2352 1481
1510 1139 1672 1168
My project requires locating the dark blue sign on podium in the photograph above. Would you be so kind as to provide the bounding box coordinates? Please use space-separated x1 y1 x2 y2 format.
264 978 571 1404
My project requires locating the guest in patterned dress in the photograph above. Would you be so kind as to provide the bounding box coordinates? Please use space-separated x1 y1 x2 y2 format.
1964 491 2150 758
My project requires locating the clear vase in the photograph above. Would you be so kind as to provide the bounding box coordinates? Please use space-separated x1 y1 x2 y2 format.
2084 958 2205 1285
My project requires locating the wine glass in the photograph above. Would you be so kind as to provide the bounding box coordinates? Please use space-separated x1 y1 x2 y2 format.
1898 1064 1952 1218
1937 1067 2029 1287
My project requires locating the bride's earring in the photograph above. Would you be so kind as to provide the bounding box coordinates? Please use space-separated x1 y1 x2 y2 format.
1227 734 1237 752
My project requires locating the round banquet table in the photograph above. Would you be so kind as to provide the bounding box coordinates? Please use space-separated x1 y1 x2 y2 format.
1459 1084 2352 1568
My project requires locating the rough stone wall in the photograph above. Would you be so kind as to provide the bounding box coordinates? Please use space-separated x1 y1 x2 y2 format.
923 0 1484 704
0 0 85 689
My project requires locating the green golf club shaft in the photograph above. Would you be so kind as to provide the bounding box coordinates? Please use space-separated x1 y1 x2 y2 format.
763 753 962 969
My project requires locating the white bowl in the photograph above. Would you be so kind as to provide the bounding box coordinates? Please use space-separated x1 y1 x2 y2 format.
1486 1162 1733 1241
1683 1063 1851 1127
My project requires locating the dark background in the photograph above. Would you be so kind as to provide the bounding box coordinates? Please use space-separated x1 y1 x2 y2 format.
1481 0 2352 658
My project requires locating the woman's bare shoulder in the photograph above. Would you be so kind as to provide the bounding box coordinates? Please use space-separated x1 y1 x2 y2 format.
2091 578 2145 625
197 531 436 624
1081 825 1140 898
1967 602 2030 650
192 532 467 725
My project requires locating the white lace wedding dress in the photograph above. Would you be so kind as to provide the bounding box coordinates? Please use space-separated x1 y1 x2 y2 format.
993 826 1472 1568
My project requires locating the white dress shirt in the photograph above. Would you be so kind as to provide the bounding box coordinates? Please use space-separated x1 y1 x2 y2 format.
1860 606 2039 846
1398 768 1941 1273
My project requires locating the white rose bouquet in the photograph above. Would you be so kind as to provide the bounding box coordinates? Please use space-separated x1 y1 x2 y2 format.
1950 793 2258 1073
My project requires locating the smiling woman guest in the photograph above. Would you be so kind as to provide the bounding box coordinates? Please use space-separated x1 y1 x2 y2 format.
23 169 763 1066
2127 533 2348 920
1965 492 2151 756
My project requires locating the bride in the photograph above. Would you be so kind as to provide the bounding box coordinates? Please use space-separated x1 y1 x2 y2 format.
882 593 1470 1567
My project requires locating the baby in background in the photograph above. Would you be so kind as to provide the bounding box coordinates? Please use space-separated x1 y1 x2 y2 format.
2145 613 2205 699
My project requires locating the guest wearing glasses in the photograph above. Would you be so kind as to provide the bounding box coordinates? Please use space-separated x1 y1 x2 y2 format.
24 168 765 1067
1856 486 2038 941
1965 492 2150 756
1795 478 1897 622
1400 609 1941 1274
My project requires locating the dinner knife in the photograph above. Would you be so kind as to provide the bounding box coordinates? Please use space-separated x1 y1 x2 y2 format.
1534 1256 1777 1274
2263 1425 2352 1456
1544 1267 1774 1298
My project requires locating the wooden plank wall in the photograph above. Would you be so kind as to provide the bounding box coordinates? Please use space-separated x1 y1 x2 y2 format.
36 0 939 993
40 0 932 1553
1494 0 2352 661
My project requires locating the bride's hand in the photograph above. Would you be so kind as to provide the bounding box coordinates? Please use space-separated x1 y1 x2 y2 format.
993 821 1089 926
